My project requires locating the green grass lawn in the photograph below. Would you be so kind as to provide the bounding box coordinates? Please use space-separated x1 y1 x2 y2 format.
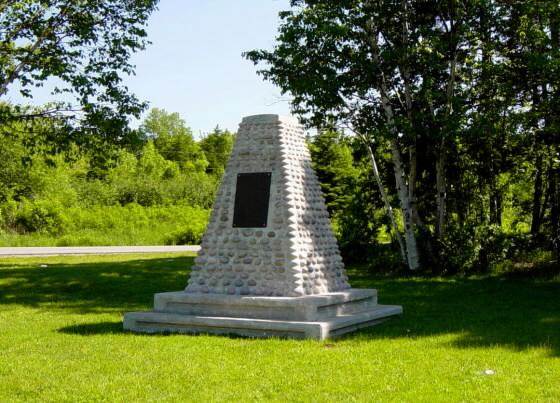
0 254 558 402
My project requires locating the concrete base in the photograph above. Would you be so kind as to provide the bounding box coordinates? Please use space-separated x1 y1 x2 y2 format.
123 289 402 340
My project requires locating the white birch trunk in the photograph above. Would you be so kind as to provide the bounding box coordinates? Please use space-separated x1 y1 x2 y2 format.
363 142 407 263
380 93 420 270
389 139 420 270
364 13 420 270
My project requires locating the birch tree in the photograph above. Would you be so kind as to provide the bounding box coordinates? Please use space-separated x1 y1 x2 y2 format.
246 0 477 270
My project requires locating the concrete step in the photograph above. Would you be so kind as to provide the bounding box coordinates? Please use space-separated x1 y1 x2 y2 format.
153 289 379 321
123 304 402 340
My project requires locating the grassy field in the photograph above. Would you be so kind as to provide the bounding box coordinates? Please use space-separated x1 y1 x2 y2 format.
0 253 558 402
0 205 209 247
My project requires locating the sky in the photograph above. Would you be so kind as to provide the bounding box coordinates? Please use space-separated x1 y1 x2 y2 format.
6 0 293 137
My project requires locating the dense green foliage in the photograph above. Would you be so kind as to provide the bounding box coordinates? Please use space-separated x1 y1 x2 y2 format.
0 0 160 148
140 108 209 172
2 1 558 277
247 0 560 273
309 130 392 263
309 131 553 273
0 205 209 247
0 253 558 400
200 127 235 176
0 108 236 246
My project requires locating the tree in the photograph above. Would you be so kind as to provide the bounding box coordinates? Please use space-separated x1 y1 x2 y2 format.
199 126 234 176
308 130 359 215
0 131 29 203
0 0 159 146
504 2 560 240
140 108 208 172
246 0 480 270
309 130 387 262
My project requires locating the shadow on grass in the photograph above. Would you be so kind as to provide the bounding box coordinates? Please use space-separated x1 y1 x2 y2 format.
347 268 560 357
59 321 124 335
1 256 559 356
0 256 194 313
58 321 259 340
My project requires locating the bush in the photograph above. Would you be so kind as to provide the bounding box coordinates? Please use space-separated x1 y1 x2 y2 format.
15 200 64 235
74 180 117 206
0 200 18 229
165 227 203 245
0 204 210 246
435 224 533 274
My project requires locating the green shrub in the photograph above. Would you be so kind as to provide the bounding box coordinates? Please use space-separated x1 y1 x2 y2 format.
15 200 64 235
0 200 18 229
165 227 203 245
0 204 210 246
74 179 117 206
435 224 533 274
55 234 100 247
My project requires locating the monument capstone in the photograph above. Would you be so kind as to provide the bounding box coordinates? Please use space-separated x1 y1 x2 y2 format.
124 114 402 339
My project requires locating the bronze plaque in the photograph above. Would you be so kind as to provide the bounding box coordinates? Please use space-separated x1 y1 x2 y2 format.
232 172 272 228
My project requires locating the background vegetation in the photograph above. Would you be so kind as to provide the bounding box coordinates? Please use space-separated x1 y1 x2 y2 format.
247 0 560 274
1 0 558 278
0 107 231 247
1 2 557 401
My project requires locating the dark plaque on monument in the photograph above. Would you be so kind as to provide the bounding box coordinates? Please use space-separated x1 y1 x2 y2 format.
232 172 272 228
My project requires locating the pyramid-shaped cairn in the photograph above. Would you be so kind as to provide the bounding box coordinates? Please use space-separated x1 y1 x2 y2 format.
187 114 350 296
124 114 402 339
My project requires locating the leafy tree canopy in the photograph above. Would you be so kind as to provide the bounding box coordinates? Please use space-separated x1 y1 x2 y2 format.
199 126 234 176
0 0 159 148
140 108 208 172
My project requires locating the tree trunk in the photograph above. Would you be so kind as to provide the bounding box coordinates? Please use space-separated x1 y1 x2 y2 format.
436 147 446 237
531 147 544 236
389 139 420 270
551 165 559 242
489 176 503 226
363 141 407 263
435 9 459 238
489 191 503 226
549 6 559 247
539 156 554 227
530 82 544 237
378 87 420 270
364 16 420 270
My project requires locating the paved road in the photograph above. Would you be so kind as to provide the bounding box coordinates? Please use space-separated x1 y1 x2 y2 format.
0 245 201 257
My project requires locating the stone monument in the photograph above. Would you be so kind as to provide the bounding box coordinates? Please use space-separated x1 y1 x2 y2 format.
124 114 402 339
